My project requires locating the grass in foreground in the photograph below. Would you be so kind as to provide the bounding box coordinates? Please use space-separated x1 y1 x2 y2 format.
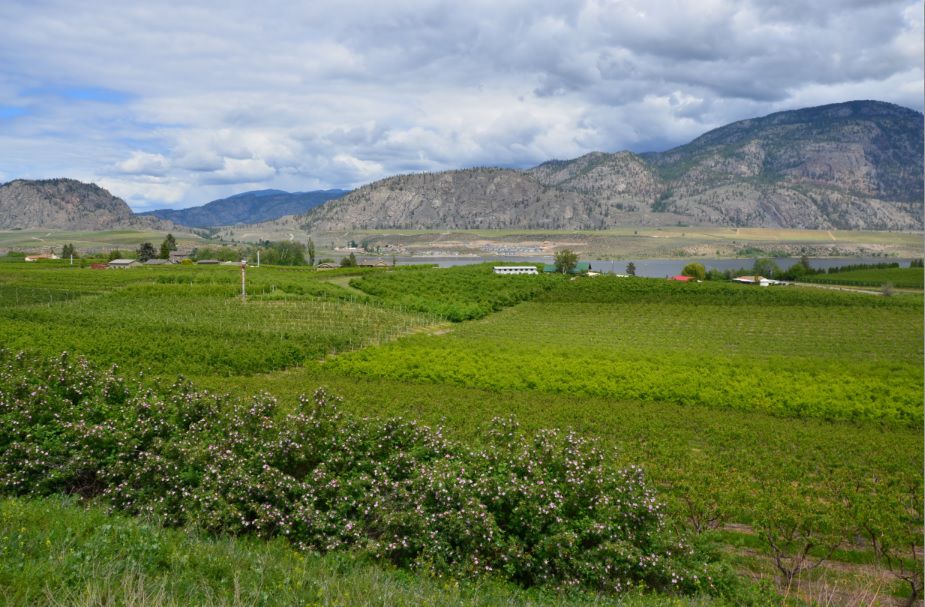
1 497 748 607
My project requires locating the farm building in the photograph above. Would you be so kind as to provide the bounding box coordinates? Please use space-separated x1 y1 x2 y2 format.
493 266 538 275
316 262 338 270
24 254 59 262
669 275 693 282
732 275 787 287
196 259 220 265
359 259 390 268
144 259 171 265
542 262 591 274
108 259 139 269
169 252 191 262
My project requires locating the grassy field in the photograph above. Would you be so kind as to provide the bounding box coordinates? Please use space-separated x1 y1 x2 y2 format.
2 497 739 607
0 259 921 604
0 229 207 254
801 266 924 289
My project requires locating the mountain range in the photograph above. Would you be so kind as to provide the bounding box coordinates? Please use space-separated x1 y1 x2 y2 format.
139 189 349 228
1 101 921 233
297 101 923 231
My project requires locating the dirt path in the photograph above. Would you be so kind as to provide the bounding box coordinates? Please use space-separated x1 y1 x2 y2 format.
319 275 368 297
793 281 884 296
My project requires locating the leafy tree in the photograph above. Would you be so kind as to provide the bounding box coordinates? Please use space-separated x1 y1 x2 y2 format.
61 243 76 259
108 249 123 261
307 239 316 266
159 233 177 259
753 258 780 279
136 242 157 262
554 249 578 274
260 241 307 266
625 262 636 276
340 252 358 268
681 262 705 280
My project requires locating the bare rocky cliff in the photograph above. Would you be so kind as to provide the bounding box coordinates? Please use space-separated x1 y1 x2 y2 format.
297 100 923 231
0 179 173 231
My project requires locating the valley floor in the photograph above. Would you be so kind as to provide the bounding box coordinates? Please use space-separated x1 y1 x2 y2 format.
0 260 921 605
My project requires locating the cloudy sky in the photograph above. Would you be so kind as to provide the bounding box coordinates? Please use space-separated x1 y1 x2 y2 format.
0 0 921 210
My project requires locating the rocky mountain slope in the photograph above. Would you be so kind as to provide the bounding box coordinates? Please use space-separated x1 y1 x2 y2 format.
298 100 922 231
0 179 172 231
140 188 348 228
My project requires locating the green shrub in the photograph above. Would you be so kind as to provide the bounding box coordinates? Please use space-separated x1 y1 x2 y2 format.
0 349 719 594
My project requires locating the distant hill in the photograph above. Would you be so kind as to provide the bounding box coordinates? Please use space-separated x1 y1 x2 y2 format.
296 100 922 231
0 178 172 231
140 189 349 228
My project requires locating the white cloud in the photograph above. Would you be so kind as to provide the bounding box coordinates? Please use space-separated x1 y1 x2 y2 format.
96 176 188 209
200 157 276 185
0 0 919 208
116 151 170 176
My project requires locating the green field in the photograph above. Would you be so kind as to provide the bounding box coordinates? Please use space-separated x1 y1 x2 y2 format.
0 259 921 604
332 275 923 423
802 266 924 289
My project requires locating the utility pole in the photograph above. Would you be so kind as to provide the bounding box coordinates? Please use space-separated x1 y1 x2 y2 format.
257 249 260 268
240 259 247 303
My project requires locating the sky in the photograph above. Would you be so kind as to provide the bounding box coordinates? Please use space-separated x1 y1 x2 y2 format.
0 0 922 211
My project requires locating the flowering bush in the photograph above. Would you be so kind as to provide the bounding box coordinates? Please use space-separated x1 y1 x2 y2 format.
0 349 715 594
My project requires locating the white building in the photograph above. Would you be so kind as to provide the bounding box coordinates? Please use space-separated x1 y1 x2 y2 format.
493 266 538 275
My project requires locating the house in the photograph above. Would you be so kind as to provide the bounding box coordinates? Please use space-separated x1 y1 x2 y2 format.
359 259 390 268
316 262 338 270
542 262 591 274
108 259 139 269
144 259 170 265
169 252 190 263
493 266 538 275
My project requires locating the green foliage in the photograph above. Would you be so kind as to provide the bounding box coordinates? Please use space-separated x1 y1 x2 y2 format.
1 497 761 607
136 242 157 262
350 263 559 322
192 245 245 261
0 350 723 594
0 265 436 377
681 263 705 280
626 262 636 276
159 233 177 259
802 267 924 289
107 249 124 261
751 258 779 278
554 249 578 274
340 252 358 267
259 241 308 266
329 277 923 423
61 243 76 259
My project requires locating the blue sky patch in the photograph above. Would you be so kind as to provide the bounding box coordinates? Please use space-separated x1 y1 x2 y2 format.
0 106 28 119
22 85 132 104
